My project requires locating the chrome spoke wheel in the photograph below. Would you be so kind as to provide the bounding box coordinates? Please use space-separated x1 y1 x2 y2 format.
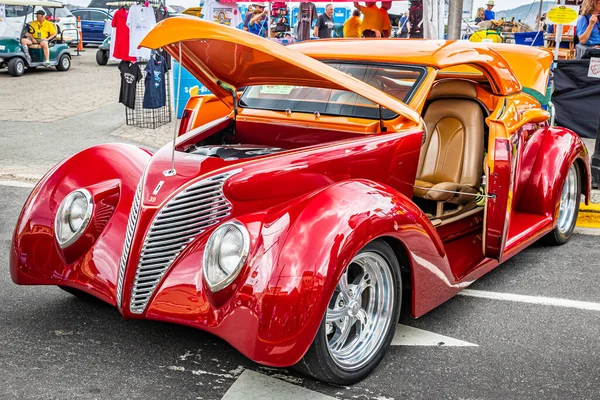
325 251 395 371
557 164 578 235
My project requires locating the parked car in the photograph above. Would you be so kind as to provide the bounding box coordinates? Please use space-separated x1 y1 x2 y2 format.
70 8 112 46
10 18 592 384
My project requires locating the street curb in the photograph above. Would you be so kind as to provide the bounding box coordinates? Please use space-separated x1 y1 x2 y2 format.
577 203 600 229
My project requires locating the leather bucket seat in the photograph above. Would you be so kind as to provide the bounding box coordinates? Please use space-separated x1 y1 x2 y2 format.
414 80 485 205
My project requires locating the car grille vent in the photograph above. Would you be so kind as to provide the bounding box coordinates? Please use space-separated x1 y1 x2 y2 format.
116 181 142 309
129 171 237 314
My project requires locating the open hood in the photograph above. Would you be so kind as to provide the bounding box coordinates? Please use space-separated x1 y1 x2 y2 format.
139 17 420 123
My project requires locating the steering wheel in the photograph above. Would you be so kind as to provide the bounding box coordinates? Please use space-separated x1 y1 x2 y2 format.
25 23 35 35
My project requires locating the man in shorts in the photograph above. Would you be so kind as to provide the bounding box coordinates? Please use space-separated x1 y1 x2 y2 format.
21 9 56 66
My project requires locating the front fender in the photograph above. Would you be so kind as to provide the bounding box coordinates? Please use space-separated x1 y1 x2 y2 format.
519 127 591 218
10 144 151 304
243 179 446 366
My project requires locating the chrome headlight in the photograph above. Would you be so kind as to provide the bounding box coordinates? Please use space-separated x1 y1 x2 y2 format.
54 189 93 249
203 221 249 292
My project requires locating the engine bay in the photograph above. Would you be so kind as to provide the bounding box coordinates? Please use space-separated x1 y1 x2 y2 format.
184 144 286 160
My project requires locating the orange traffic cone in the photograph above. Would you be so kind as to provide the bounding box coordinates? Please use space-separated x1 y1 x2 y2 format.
77 16 83 52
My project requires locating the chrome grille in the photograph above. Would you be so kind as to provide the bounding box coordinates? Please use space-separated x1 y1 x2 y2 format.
116 181 142 309
129 171 237 314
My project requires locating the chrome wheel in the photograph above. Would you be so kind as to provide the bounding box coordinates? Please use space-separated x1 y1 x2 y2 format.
326 251 395 371
557 164 578 235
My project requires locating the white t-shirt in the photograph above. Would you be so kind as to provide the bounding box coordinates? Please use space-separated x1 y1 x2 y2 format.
126 4 156 59
201 0 242 28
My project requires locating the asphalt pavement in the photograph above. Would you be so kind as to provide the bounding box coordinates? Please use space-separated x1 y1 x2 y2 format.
1 185 599 400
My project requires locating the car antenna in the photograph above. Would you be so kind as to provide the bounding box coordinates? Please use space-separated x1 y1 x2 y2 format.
379 105 387 133
164 41 182 177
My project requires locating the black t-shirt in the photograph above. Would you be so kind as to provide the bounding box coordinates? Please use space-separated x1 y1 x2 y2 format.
143 54 167 109
316 14 334 38
118 61 142 109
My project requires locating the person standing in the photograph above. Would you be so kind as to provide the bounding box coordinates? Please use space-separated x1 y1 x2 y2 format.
379 1 392 37
398 11 410 38
474 7 485 24
344 9 362 38
243 5 255 31
576 0 600 58
314 4 334 39
353 1 382 33
21 10 56 66
484 0 495 21
249 3 269 37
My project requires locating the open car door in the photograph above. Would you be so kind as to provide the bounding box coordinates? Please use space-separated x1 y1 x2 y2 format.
483 99 550 260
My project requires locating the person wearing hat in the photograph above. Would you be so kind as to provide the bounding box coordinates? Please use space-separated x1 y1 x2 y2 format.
484 1 496 21
249 2 268 37
20 9 56 66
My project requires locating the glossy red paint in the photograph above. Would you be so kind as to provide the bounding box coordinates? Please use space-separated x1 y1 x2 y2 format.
11 144 152 305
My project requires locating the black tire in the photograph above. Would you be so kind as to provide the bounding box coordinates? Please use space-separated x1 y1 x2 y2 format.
7 57 25 77
96 49 108 66
544 162 582 246
56 54 71 71
294 240 402 385
59 286 102 302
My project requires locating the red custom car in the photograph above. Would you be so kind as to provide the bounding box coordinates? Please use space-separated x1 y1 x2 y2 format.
10 18 592 384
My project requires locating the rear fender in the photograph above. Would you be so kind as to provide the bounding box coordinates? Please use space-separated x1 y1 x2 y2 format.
10 144 151 304
244 179 450 366
519 127 591 218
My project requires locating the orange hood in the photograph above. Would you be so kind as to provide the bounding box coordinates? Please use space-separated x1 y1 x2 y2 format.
139 17 420 123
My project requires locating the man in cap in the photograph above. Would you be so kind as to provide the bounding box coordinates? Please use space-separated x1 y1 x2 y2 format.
21 9 56 66
484 1 496 21
248 2 269 37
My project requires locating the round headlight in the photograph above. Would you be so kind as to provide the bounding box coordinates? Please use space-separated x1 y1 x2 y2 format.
203 221 250 292
54 189 93 249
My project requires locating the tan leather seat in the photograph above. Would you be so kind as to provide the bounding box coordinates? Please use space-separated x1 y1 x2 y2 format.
414 80 484 205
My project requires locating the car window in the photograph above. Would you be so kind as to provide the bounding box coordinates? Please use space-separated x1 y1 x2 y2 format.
239 63 425 120
45 8 73 18
89 11 108 21
72 10 90 20
5 5 29 17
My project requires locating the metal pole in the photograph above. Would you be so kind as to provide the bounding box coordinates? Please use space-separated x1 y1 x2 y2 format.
447 0 464 40
592 113 600 189
554 0 565 62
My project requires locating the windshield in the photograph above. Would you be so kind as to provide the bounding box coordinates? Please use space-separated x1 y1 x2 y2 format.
239 63 425 120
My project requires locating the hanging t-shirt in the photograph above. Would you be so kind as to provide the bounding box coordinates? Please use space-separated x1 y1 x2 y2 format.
155 6 169 23
316 14 334 38
111 8 135 62
127 4 156 59
119 61 142 109
201 0 242 28
297 2 317 41
143 54 168 109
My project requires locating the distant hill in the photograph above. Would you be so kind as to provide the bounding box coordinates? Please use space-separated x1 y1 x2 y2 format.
495 1 554 26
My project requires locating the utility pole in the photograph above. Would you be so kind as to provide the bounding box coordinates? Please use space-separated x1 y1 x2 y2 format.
447 0 464 40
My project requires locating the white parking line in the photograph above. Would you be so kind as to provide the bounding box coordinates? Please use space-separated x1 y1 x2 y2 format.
392 324 477 347
222 370 336 400
0 180 35 188
458 289 600 311
574 227 600 236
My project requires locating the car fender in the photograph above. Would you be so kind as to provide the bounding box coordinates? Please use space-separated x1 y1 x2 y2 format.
234 179 449 366
10 144 151 304
519 127 591 218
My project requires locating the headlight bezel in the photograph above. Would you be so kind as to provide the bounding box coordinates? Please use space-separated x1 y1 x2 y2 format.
203 220 250 292
54 189 94 249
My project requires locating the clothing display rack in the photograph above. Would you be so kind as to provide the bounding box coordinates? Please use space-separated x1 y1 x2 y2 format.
125 64 172 129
